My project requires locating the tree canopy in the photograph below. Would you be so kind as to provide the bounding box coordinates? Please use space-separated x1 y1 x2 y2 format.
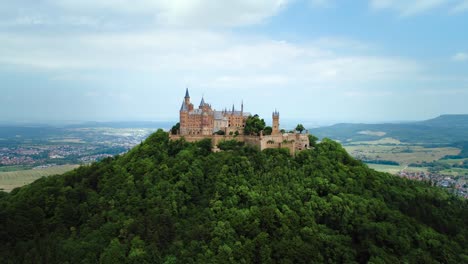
170 122 180 135
296 124 305 134
244 115 266 136
0 130 467 263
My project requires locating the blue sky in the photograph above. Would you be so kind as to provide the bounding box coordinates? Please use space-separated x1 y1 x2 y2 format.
1 0 468 125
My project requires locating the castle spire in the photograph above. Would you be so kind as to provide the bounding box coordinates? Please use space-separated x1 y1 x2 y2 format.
232 104 235 113
185 87 190 98
241 100 244 114
199 96 205 107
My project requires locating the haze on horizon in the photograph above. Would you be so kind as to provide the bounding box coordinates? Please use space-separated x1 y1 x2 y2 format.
1 0 468 124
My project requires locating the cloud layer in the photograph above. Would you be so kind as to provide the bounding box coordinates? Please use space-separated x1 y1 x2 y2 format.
0 0 467 122
369 0 468 15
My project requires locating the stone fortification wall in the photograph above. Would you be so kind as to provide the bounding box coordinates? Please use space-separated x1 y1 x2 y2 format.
169 131 309 155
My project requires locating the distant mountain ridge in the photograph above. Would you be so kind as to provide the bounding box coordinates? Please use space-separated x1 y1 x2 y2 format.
419 114 468 127
311 114 468 144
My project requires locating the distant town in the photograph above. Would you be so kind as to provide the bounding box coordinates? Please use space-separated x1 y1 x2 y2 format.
0 127 155 170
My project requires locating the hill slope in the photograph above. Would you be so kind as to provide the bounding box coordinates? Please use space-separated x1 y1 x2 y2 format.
311 114 468 144
0 130 467 263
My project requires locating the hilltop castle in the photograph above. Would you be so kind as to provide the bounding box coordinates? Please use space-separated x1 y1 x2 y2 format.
179 88 251 136
172 89 310 155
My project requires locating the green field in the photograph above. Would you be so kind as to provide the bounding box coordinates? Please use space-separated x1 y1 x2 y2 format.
345 145 460 165
0 165 34 172
366 164 429 174
440 168 468 177
0 165 79 192
438 158 468 166
366 164 405 174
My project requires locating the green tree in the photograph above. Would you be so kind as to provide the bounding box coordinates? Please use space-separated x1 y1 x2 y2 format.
264 126 272 135
308 134 318 147
244 115 266 135
99 239 127 264
295 124 305 134
214 130 225 135
170 123 180 135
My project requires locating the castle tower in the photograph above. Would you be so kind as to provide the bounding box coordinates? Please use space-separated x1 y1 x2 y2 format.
272 109 280 135
241 100 244 116
184 88 190 106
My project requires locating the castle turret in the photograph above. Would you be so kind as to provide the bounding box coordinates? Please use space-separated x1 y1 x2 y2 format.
241 100 244 116
199 96 205 108
272 109 280 135
184 88 190 106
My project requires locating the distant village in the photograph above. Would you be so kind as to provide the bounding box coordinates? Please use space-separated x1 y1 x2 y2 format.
0 128 153 169
397 170 467 199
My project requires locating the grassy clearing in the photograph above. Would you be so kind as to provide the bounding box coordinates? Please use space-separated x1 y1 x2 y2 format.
366 164 405 174
438 158 468 166
366 164 429 174
0 166 33 172
345 145 460 165
440 168 468 177
348 137 402 145
0 165 79 192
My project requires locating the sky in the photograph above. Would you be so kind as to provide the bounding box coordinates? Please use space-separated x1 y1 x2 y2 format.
1 0 468 125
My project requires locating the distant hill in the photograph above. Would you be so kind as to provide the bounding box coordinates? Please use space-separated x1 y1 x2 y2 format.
419 114 468 127
0 121 173 140
311 114 468 144
0 130 467 263
65 121 174 129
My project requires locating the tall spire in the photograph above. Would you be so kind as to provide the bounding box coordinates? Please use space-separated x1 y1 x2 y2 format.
199 96 205 107
185 87 190 98
241 100 244 114
232 104 235 113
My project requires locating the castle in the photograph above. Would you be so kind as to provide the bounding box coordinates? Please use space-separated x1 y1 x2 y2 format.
179 88 250 136
172 89 310 155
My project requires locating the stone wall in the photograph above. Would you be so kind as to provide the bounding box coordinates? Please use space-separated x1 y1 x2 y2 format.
170 132 310 156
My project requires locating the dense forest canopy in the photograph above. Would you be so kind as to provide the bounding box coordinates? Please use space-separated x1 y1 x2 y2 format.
0 130 467 263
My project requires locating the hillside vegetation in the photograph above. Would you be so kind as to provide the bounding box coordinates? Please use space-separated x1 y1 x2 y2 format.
0 130 467 263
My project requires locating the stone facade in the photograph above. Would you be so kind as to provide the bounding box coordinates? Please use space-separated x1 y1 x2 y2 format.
173 89 310 155
179 89 250 136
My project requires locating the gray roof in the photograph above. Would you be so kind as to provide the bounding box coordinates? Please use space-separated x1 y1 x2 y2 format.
180 100 188 111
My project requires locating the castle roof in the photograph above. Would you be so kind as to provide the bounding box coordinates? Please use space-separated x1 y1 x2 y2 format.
185 88 190 98
180 100 188 111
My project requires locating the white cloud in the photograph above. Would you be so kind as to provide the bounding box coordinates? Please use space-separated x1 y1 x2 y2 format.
0 30 423 91
369 0 446 16
452 0 468 12
45 0 289 27
452 52 468 62
369 0 468 16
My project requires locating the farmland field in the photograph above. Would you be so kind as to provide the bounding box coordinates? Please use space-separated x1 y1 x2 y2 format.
440 168 468 177
345 145 460 165
0 165 79 192
366 164 429 174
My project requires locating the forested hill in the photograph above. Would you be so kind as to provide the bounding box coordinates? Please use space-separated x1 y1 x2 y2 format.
419 114 468 127
311 114 468 144
1 130 467 263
